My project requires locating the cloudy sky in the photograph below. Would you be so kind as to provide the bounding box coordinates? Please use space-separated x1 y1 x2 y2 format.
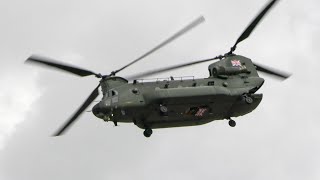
0 0 319 179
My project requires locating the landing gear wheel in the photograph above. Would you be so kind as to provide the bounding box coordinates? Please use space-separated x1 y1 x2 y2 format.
143 128 153 137
228 119 236 127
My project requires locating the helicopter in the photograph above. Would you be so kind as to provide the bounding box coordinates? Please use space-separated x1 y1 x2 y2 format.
26 0 290 137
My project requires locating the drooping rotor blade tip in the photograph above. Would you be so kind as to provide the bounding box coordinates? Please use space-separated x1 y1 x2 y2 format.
113 15 206 75
26 55 99 77
195 15 205 23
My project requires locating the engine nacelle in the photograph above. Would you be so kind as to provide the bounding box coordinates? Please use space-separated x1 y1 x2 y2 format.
208 55 259 78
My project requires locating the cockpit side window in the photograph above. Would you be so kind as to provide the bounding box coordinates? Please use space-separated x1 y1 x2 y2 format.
109 90 118 97
112 90 117 96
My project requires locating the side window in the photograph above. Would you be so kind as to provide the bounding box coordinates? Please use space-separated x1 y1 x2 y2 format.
208 81 215 86
109 90 118 97
112 90 118 96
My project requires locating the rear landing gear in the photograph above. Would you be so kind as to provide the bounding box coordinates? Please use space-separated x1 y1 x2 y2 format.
143 128 153 137
228 119 236 127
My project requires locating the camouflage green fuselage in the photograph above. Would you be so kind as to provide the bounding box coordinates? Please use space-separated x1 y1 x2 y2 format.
92 55 264 129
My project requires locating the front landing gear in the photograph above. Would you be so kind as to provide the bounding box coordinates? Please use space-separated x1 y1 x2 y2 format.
143 128 153 137
228 119 236 127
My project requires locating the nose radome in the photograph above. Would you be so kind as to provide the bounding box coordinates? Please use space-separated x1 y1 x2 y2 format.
92 102 112 118
92 103 100 116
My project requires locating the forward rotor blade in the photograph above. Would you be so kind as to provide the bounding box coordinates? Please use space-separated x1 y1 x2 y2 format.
231 0 279 52
26 55 100 77
127 56 219 80
253 62 291 80
113 16 205 75
53 84 100 136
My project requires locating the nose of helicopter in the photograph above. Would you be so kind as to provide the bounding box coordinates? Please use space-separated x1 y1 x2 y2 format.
92 102 110 118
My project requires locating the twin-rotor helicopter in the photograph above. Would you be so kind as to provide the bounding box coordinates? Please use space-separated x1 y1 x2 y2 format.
26 0 290 137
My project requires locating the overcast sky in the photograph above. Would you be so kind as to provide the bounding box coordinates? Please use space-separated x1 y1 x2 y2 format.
0 0 319 179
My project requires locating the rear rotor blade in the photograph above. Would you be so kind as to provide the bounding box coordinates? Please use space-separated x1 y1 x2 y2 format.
113 16 205 75
230 0 279 53
127 56 220 80
53 84 100 136
253 62 291 80
26 55 100 77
